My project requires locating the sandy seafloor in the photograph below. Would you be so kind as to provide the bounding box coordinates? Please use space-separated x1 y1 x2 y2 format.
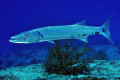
0 44 120 80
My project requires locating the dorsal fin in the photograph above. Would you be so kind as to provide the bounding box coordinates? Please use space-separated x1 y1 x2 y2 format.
74 20 86 25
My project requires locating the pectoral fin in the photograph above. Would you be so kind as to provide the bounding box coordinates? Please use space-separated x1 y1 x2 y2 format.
78 37 88 43
48 40 55 44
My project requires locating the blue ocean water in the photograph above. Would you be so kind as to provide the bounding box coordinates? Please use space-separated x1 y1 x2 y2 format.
1 1 120 79
0 0 119 56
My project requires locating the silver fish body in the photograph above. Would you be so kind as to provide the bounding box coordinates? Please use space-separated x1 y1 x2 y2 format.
9 15 114 44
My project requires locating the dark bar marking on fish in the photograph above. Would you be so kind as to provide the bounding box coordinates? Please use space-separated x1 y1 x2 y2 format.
103 28 105 32
95 32 99 34
82 34 86 36
36 38 40 42
35 31 42 42
37 31 43 38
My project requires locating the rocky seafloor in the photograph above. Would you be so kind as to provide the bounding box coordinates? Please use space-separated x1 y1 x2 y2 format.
0 44 120 80
0 60 120 80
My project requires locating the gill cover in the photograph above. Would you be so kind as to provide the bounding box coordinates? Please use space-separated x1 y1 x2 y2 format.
25 31 41 43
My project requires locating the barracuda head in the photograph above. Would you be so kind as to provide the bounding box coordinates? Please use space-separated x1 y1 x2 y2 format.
9 30 42 44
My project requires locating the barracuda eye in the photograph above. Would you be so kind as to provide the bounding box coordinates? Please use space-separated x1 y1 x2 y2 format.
25 33 29 37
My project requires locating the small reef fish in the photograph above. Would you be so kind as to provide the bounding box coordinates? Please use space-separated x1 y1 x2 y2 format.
9 14 114 44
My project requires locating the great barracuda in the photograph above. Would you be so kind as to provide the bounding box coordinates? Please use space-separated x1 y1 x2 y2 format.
9 15 114 44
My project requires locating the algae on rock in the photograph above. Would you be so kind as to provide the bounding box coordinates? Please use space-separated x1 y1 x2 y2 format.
44 40 94 75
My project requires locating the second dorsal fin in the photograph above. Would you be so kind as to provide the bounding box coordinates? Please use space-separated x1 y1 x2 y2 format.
74 20 86 25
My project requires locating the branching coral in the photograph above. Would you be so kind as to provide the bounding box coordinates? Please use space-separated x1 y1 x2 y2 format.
44 40 94 75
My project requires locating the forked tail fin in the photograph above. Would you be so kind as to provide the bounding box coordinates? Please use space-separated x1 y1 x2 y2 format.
100 14 114 45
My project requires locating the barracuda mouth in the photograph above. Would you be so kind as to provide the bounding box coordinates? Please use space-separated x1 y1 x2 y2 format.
9 36 28 43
